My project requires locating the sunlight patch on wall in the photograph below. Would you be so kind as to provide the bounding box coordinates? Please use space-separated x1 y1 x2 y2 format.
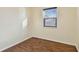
19 7 28 29
23 18 28 29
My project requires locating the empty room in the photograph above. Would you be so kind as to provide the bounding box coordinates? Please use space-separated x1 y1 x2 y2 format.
0 7 79 52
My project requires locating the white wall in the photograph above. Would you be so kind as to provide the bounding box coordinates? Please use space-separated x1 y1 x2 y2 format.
76 8 79 51
30 7 77 46
0 7 31 51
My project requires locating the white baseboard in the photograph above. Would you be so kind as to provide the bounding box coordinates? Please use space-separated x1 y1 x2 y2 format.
0 36 32 52
33 36 76 46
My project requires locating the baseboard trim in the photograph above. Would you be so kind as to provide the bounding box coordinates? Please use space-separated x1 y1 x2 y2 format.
0 36 32 52
32 37 78 51
33 36 76 47
32 37 76 47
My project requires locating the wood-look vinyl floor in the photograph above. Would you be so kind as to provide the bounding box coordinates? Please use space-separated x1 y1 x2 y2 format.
3 37 77 52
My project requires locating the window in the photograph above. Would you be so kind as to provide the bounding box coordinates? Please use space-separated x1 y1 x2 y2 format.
43 7 57 27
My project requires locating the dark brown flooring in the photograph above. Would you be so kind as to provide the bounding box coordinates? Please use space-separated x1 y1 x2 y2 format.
3 37 77 52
